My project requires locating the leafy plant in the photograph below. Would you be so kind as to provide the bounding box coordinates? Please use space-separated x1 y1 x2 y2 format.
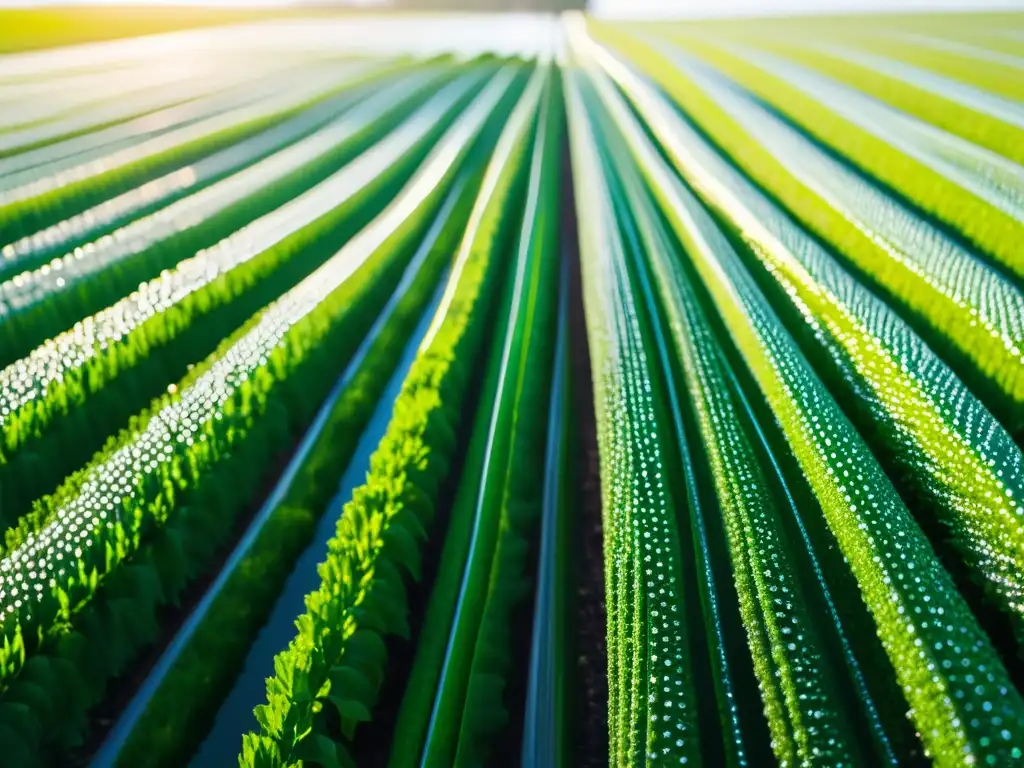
0 64 476 367
737 36 1024 166
111 158 486 768
613 29 1024 284
0 60 391 241
587 35 1024 652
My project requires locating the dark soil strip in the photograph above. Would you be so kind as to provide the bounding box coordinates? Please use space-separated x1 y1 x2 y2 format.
562 129 608 768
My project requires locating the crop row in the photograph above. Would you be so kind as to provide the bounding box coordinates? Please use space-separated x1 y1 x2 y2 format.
0 64 486 531
4 13 1024 767
567 18 1024 766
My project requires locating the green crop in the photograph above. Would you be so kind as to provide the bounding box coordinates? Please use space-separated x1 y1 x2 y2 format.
111 159 484 768
588 30 1024 422
588 32 1024 650
734 37 1024 166
565 63 700 766
583 41 1024 765
828 32 1024 103
5 16 1024 768
592 88 881 766
0 64 472 368
628 31 1024 285
388 67 560 768
0 61 398 242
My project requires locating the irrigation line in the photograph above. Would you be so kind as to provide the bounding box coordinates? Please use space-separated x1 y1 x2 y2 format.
521 253 568 768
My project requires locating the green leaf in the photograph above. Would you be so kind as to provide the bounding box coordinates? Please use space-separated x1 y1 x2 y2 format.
329 665 375 705
253 703 283 741
327 695 372 723
382 522 421 580
293 732 354 768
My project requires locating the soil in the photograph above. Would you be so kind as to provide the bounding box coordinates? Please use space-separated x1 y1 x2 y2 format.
563 131 609 768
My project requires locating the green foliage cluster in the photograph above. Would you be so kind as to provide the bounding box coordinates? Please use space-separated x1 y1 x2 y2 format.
112 157 483 768
565 67 702 765
748 38 1024 166
0 68 444 367
0 68 468 540
598 99 874 766
6 17 1024 768
595 25 1024 649
658 36 1024 285
592 27 1024 420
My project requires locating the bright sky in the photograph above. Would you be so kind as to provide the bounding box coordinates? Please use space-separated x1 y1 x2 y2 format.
592 0 1024 18
2 0 1023 13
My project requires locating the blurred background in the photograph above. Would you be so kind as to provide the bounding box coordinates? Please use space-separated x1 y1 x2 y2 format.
1 0 1021 54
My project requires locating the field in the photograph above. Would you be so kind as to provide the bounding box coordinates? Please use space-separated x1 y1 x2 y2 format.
0 9 1023 768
